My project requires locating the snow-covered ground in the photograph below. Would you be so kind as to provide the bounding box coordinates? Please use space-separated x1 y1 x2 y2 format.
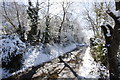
79 46 109 79
0 35 80 78
0 33 109 79
0 35 26 62
79 47 100 78
23 43 77 68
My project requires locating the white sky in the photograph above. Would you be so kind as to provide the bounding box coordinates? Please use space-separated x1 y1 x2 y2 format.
1 0 115 3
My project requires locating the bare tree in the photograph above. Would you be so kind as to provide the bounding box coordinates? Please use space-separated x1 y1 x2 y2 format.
57 1 72 43
2 1 17 30
41 0 51 44
83 2 114 38
2 1 27 42
14 2 26 42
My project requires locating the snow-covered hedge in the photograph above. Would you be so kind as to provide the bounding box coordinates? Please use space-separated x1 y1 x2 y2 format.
0 35 26 73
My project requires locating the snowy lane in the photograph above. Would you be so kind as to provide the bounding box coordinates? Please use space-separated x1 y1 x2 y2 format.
79 47 100 79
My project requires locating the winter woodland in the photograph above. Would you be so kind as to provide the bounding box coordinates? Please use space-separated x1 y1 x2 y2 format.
0 0 120 80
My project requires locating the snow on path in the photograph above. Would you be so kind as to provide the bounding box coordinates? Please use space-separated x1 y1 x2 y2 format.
79 47 100 78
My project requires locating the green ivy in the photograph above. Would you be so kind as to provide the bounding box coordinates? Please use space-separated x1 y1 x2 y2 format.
90 37 108 67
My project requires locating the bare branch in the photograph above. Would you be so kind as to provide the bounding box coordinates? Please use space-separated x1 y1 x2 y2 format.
14 2 21 29
106 24 113 35
106 10 117 21
2 1 16 29
58 56 79 77
58 2 67 43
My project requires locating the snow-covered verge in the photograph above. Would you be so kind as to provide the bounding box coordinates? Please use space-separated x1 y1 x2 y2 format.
79 47 109 79
0 35 26 63
79 47 99 78
0 35 78 79
0 35 26 78
23 43 77 68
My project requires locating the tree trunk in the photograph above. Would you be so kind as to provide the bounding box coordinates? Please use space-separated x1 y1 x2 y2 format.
101 1 120 79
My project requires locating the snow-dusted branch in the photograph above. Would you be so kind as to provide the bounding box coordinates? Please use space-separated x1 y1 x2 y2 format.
58 56 79 77
14 2 21 29
2 1 16 29
106 10 117 22
106 24 113 36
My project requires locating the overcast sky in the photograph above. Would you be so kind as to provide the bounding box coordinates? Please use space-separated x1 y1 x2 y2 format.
1 0 115 3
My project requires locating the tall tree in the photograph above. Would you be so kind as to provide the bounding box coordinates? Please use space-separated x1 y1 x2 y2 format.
101 1 120 79
57 2 71 43
27 0 39 45
2 1 27 42
41 0 51 44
